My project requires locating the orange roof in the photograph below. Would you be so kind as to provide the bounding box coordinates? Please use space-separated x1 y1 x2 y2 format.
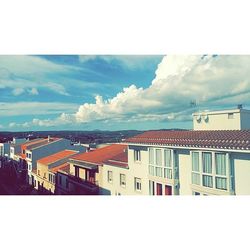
49 162 70 174
37 150 78 165
71 144 127 165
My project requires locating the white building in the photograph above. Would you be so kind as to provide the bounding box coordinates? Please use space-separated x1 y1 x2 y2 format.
193 106 250 130
9 138 27 160
0 142 10 157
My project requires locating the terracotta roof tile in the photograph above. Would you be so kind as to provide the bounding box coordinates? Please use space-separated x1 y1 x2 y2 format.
103 150 128 168
71 144 127 165
37 150 78 165
126 130 250 150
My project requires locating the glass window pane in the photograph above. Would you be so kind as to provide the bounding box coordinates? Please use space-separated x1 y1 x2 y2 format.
155 167 162 177
202 175 213 188
164 168 172 179
192 152 199 172
215 153 226 176
164 149 171 167
156 149 162 166
192 173 200 185
202 153 212 174
149 148 154 165
216 177 227 190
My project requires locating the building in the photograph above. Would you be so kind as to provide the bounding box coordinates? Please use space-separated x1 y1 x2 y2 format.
9 138 27 160
16 136 81 184
66 144 127 195
31 150 78 194
193 106 250 130
0 142 10 157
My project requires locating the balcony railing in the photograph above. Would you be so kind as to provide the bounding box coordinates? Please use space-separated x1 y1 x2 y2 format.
67 174 99 192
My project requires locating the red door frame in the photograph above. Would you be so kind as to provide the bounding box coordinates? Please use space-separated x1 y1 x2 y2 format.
156 183 162 195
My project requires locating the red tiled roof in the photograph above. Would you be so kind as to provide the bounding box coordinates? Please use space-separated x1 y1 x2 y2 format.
126 130 250 150
37 150 78 165
71 144 127 165
50 163 70 174
103 150 128 168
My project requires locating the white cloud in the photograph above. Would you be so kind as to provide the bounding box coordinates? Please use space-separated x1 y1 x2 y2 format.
0 102 79 117
12 88 25 96
43 82 70 96
11 55 250 128
28 88 39 95
79 55 162 70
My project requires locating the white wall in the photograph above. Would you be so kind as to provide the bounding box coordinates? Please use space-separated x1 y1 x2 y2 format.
178 149 193 195
193 110 241 130
233 153 250 195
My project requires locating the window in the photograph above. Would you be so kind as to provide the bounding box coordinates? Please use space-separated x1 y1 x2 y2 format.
49 174 51 182
134 178 141 191
215 177 227 190
155 167 163 177
164 168 172 179
228 113 234 119
38 170 40 176
120 174 126 187
149 180 155 195
215 153 226 176
134 150 141 162
202 175 213 188
202 152 212 174
43 173 46 179
215 153 227 190
192 152 199 172
149 148 154 164
107 171 113 183
22 150 25 154
191 152 200 185
164 149 171 168
156 149 162 166
192 191 200 195
75 167 79 178
192 172 200 185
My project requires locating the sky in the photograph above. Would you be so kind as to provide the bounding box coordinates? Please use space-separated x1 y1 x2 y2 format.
1 55 250 131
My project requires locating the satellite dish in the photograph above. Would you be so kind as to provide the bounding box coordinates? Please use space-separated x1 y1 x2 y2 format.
203 114 209 122
196 115 201 122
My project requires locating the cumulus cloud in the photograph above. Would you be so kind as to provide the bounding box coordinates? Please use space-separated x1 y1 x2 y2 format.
10 55 250 128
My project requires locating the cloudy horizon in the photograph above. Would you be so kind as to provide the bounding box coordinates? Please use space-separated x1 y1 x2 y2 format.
1 55 250 132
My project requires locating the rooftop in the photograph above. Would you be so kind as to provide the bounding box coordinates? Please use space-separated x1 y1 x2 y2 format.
23 137 62 151
71 144 127 165
103 150 128 168
126 130 250 151
37 150 78 165
50 162 70 174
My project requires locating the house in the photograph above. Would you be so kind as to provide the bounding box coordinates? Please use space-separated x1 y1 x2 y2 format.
17 136 84 184
9 138 27 161
0 142 10 157
125 107 250 195
66 144 127 195
31 150 79 194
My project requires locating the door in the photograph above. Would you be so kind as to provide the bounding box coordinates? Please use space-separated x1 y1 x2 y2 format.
165 185 172 195
156 183 162 195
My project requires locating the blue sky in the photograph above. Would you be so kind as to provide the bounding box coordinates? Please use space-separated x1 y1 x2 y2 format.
1 55 250 131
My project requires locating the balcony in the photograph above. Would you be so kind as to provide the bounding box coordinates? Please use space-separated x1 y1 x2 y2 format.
67 174 99 194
